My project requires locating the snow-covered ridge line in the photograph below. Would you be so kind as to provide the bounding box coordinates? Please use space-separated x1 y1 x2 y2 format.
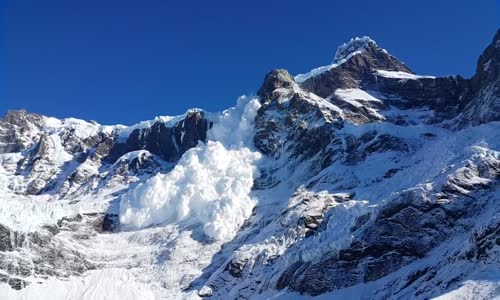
40 108 207 141
295 36 379 83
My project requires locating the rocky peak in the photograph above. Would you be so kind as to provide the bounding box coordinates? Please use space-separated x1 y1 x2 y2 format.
2 110 44 129
300 37 412 98
333 36 378 64
257 69 295 102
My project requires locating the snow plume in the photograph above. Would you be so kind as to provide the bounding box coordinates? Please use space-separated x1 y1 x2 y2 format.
209 95 262 148
119 97 262 241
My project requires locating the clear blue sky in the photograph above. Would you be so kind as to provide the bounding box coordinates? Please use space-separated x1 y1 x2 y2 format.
0 0 498 125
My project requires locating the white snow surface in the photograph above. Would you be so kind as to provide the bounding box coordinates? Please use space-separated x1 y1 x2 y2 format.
119 97 262 241
374 69 436 79
0 269 156 300
334 88 383 107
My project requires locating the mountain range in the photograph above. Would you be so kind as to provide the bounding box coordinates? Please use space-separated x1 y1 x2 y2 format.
0 29 499 299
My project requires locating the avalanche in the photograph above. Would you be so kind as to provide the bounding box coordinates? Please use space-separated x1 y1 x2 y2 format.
119 97 262 241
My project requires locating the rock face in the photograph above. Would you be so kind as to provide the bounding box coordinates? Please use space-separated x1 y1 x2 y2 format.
0 110 44 153
120 111 212 162
301 37 412 97
457 30 500 128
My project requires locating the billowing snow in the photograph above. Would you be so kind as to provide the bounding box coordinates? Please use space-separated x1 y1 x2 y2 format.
119 141 261 241
374 69 435 79
119 97 262 241
209 96 262 148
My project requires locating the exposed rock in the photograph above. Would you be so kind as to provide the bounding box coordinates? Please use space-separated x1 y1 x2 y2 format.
301 39 412 98
118 111 212 163
257 69 295 102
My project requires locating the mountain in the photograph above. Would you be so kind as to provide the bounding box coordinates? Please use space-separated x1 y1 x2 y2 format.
0 30 499 300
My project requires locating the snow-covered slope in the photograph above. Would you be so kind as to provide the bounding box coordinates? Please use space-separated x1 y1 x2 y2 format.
0 30 499 300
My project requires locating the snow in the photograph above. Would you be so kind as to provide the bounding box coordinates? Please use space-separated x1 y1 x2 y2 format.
209 96 262 148
44 117 103 140
119 141 261 241
119 97 262 241
0 196 72 232
434 279 500 300
374 69 435 79
334 88 383 107
294 65 336 84
0 268 156 300
112 150 152 167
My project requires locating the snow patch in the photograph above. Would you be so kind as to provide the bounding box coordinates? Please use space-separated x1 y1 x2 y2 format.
375 69 435 79
334 88 383 107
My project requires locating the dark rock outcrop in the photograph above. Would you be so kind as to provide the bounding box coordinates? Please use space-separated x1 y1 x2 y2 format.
115 111 213 163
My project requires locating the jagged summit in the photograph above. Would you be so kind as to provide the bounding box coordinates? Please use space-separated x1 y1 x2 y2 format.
333 36 378 64
295 35 412 86
257 69 295 101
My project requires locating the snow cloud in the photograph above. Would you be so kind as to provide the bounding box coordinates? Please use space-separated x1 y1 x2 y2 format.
119 97 262 241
